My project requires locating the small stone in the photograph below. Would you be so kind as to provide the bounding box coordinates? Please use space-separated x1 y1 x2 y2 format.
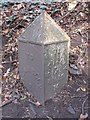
67 104 75 114
36 101 41 106
70 64 78 70
69 67 82 75
76 87 81 92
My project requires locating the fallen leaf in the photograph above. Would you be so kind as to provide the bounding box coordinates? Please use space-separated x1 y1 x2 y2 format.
68 0 77 11
79 113 88 120
17 3 23 10
40 5 47 9
31 1 39 5
0 88 1 94
20 95 26 100
0 65 4 69
80 87 86 92
2 29 9 34
3 68 10 78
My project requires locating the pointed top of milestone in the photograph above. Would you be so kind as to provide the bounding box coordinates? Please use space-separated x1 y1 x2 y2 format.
19 11 70 45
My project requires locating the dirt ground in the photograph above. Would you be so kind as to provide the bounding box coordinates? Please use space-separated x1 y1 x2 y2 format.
2 74 89 119
1 1 90 119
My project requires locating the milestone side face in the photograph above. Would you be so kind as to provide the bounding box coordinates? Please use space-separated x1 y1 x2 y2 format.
44 42 69 101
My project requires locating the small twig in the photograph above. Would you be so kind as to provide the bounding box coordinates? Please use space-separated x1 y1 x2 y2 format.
59 2 86 22
71 94 88 98
8 19 25 34
59 7 78 21
0 98 15 108
29 103 37 116
81 96 88 115
47 115 53 120
78 96 88 120
28 99 40 106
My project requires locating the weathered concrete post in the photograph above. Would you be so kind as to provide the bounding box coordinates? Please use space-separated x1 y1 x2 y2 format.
18 11 70 105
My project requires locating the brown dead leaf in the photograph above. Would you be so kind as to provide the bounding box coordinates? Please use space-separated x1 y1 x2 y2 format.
2 29 9 34
68 0 77 11
80 87 87 92
17 4 23 10
0 20 2 26
77 87 87 92
79 113 88 120
0 65 4 69
3 68 10 78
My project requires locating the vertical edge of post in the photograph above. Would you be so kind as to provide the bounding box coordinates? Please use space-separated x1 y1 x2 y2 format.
41 13 45 106
0 31 2 120
42 44 45 106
